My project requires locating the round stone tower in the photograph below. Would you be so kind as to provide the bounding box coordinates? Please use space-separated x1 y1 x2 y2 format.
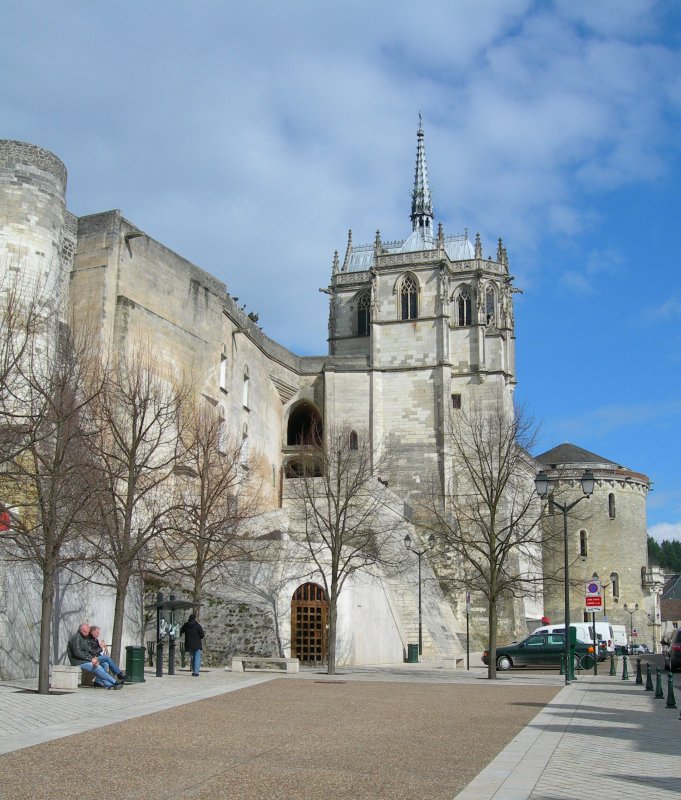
536 443 652 647
0 140 68 303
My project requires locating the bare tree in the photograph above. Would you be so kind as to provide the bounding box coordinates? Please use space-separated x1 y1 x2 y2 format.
87 346 190 663
286 425 395 675
419 400 544 679
1 320 103 693
153 401 267 617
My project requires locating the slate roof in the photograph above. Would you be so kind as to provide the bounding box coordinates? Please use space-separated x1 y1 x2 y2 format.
535 443 621 468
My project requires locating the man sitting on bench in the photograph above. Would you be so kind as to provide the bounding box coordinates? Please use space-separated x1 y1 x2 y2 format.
88 625 126 683
67 623 123 690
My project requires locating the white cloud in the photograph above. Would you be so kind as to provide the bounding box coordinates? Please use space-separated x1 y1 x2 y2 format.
649 522 681 543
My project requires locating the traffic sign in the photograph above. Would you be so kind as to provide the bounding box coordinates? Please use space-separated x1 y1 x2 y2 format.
585 580 602 612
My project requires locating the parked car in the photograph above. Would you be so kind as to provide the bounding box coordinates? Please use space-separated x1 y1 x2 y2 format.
531 622 610 660
663 630 681 672
482 632 595 671
629 643 650 655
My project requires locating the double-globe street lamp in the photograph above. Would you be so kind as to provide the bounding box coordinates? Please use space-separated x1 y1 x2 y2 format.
535 468 595 685
404 533 436 657
623 602 639 651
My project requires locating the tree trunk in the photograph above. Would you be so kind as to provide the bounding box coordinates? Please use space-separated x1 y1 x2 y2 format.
327 594 337 675
110 568 131 665
487 600 498 680
38 568 55 694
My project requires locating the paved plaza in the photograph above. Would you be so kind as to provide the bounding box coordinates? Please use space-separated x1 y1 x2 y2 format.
0 660 679 799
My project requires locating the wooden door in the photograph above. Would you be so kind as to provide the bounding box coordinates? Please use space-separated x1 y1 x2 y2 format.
291 583 328 665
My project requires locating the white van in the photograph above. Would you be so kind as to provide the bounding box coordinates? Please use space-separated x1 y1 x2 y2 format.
611 624 628 654
532 622 614 656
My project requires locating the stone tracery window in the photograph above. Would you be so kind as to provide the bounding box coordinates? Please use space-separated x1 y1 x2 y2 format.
485 285 495 325
457 289 472 326
400 274 418 320
357 291 371 336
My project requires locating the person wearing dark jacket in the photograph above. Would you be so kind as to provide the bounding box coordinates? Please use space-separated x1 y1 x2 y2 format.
67 623 123 689
179 614 205 676
88 626 126 682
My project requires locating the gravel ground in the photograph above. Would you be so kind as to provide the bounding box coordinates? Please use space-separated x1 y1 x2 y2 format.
0 678 559 800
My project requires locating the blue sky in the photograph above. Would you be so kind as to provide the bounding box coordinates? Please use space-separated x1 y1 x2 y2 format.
3 1 680 539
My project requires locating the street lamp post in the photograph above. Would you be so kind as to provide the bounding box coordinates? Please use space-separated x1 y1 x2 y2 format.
404 533 436 657
623 603 639 651
535 469 595 685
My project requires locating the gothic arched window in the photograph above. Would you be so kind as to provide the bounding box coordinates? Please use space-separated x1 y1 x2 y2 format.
349 430 358 451
357 292 371 336
485 285 495 325
579 529 588 557
400 274 418 320
457 289 472 326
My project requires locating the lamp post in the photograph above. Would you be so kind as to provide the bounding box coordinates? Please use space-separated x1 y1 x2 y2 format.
535 469 595 685
404 533 436 656
623 602 639 651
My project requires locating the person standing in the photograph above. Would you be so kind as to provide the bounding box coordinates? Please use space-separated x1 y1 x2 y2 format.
180 613 205 676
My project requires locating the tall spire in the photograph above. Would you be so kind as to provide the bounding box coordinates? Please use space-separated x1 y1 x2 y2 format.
411 113 434 237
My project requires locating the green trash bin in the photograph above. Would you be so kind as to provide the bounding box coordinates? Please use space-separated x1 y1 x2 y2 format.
407 643 419 663
125 645 146 683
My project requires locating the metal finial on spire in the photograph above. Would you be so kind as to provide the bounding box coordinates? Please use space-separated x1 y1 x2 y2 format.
411 116 433 237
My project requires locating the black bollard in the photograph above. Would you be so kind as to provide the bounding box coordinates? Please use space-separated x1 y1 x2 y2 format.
622 654 629 680
655 667 664 699
559 653 565 676
645 662 653 691
635 658 643 685
609 654 616 676
666 673 677 709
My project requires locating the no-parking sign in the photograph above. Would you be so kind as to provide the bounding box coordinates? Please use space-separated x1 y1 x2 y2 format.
585 580 603 612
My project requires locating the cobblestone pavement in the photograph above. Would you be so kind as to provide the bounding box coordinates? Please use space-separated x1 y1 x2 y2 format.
0 661 679 799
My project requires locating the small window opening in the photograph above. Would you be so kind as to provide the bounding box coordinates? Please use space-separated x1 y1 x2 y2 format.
451 393 461 409
349 430 358 451
485 286 495 325
608 493 616 519
242 365 250 409
219 355 228 392
579 529 588 557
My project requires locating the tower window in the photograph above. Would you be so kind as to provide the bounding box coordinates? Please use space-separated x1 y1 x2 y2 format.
579 529 588 557
451 393 461 409
457 290 472 326
357 292 371 336
349 430 358 451
608 493 616 519
400 275 418 320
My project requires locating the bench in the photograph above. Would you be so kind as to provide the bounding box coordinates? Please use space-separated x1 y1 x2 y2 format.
229 656 299 673
442 656 466 670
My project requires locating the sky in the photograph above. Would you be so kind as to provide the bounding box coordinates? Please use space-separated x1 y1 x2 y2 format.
3 1 681 540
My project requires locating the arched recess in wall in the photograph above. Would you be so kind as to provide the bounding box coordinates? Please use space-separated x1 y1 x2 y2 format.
286 401 323 446
355 290 371 336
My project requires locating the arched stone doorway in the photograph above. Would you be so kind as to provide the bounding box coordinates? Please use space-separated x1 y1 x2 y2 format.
287 402 323 445
291 583 328 665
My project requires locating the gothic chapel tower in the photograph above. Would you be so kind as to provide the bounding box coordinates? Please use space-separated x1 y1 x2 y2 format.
325 120 518 500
